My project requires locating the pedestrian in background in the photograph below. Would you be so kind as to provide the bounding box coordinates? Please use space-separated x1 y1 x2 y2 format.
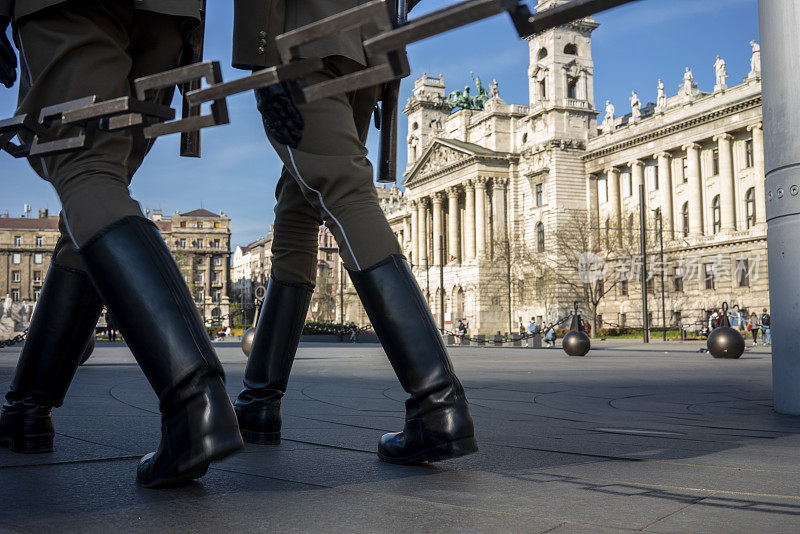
760 308 771 345
748 312 759 346
527 317 539 347
730 305 743 330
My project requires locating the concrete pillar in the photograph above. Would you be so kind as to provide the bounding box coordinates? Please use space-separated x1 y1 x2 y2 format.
417 199 428 268
656 152 674 238
410 201 418 265
683 143 703 235
606 167 621 230
760 0 800 413
447 187 460 263
432 192 444 266
493 178 508 240
465 180 476 260
749 122 766 224
715 133 736 231
475 177 488 258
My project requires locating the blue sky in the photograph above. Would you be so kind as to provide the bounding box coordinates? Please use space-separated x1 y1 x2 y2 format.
0 0 758 248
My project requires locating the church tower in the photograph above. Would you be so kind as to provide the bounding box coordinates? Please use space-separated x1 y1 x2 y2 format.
403 74 451 170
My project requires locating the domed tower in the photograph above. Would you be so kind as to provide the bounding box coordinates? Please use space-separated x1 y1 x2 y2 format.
403 74 451 170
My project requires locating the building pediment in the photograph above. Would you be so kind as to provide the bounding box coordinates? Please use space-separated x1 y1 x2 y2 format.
403 139 503 187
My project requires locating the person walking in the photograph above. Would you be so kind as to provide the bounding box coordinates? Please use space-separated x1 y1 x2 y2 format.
748 311 759 346
760 308 771 346
457 319 468 345
0 1 242 487
230 0 477 465
730 305 743 330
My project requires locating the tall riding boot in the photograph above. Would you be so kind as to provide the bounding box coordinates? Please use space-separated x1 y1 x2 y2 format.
78 216 243 487
349 255 477 464
0 262 103 453
234 276 313 444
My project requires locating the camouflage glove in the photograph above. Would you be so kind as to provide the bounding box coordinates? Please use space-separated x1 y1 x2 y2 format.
0 17 16 89
255 82 304 149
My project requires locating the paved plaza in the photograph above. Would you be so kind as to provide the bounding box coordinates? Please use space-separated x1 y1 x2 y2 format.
1 340 798 533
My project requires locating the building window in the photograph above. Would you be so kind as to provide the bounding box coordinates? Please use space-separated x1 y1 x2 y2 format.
712 195 721 234
745 187 756 228
705 263 715 290
13 235 21 246
598 178 608 204
195 271 204 284
737 259 750 288
195 290 204 303
212 271 221 284
653 165 659 190
535 183 543 206
622 172 632 197
745 139 754 168
563 43 578 55
213 257 222 266
33 271 42 284
196 221 203 228
179 238 186 248
11 271 20 282
682 157 688 183
11 289 19 301
214 221 221 229
35 236 43 246
180 221 187 227
12 253 20 264
682 202 689 237
539 79 547 101
536 222 545 252
619 279 628 296
212 239 220 249
33 253 42 264
674 267 684 293
567 76 578 99
712 148 720 176
33 289 40 302
212 290 221 303
196 239 204 248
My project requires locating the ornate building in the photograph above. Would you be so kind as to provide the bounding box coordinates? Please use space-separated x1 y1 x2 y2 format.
384 0 767 335
0 207 233 327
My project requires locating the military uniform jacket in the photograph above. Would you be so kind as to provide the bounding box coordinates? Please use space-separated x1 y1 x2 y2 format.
0 0 202 20
232 0 366 70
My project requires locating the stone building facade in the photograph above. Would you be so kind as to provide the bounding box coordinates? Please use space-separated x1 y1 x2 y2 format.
0 207 233 327
382 0 767 335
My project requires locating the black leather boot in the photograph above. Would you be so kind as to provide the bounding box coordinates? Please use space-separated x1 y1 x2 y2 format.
348 255 477 464
79 217 243 487
0 262 103 453
234 276 313 444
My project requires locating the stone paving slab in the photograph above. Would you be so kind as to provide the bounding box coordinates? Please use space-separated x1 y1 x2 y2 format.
1 342 799 533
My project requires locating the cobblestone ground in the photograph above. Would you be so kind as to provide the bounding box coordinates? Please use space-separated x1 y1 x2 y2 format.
0 341 797 533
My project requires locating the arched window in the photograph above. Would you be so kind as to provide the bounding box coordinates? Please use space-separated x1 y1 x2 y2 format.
745 187 756 228
412 122 418 130
682 202 689 237
536 222 545 252
712 195 721 234
567 76 578 99
537 47 548 60
564 43 578 55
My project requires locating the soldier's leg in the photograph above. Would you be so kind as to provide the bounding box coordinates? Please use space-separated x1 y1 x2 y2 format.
0 216 102 453
234 172 318 444
266 56 476 464
10 3 241 485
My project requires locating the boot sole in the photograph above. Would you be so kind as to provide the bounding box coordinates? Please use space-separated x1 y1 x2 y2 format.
136 432 244 489
378 436 478 465
240 428 281 445
0 435 54 454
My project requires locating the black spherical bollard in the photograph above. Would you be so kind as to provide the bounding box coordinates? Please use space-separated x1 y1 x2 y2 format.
79 336 96 365
707 326 745 359
241 327 256 357
563 330 591 357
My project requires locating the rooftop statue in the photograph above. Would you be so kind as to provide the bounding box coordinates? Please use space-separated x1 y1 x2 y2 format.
447 72 491 111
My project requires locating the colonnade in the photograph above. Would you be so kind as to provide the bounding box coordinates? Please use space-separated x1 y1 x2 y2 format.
599 123 765 238
405 177 508 268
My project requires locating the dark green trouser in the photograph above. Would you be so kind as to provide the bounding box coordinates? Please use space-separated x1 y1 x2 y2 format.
15 0 184 247
267 57 402 286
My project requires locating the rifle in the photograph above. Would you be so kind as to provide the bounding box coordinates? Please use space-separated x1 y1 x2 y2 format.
180 0 206 158
376 0 409 183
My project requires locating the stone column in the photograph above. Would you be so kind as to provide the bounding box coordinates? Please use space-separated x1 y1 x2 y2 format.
403 214 412 259
475 177 488 258
409 201 418 266
630 160 645 193
432 192 444 266
606 167 621 230
465 180 476 260
748 122 766 224
417 198 428 268
715 133 736 231
447 187 460 263
683 143 703 236
656 152 674 238
493 178 508 240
